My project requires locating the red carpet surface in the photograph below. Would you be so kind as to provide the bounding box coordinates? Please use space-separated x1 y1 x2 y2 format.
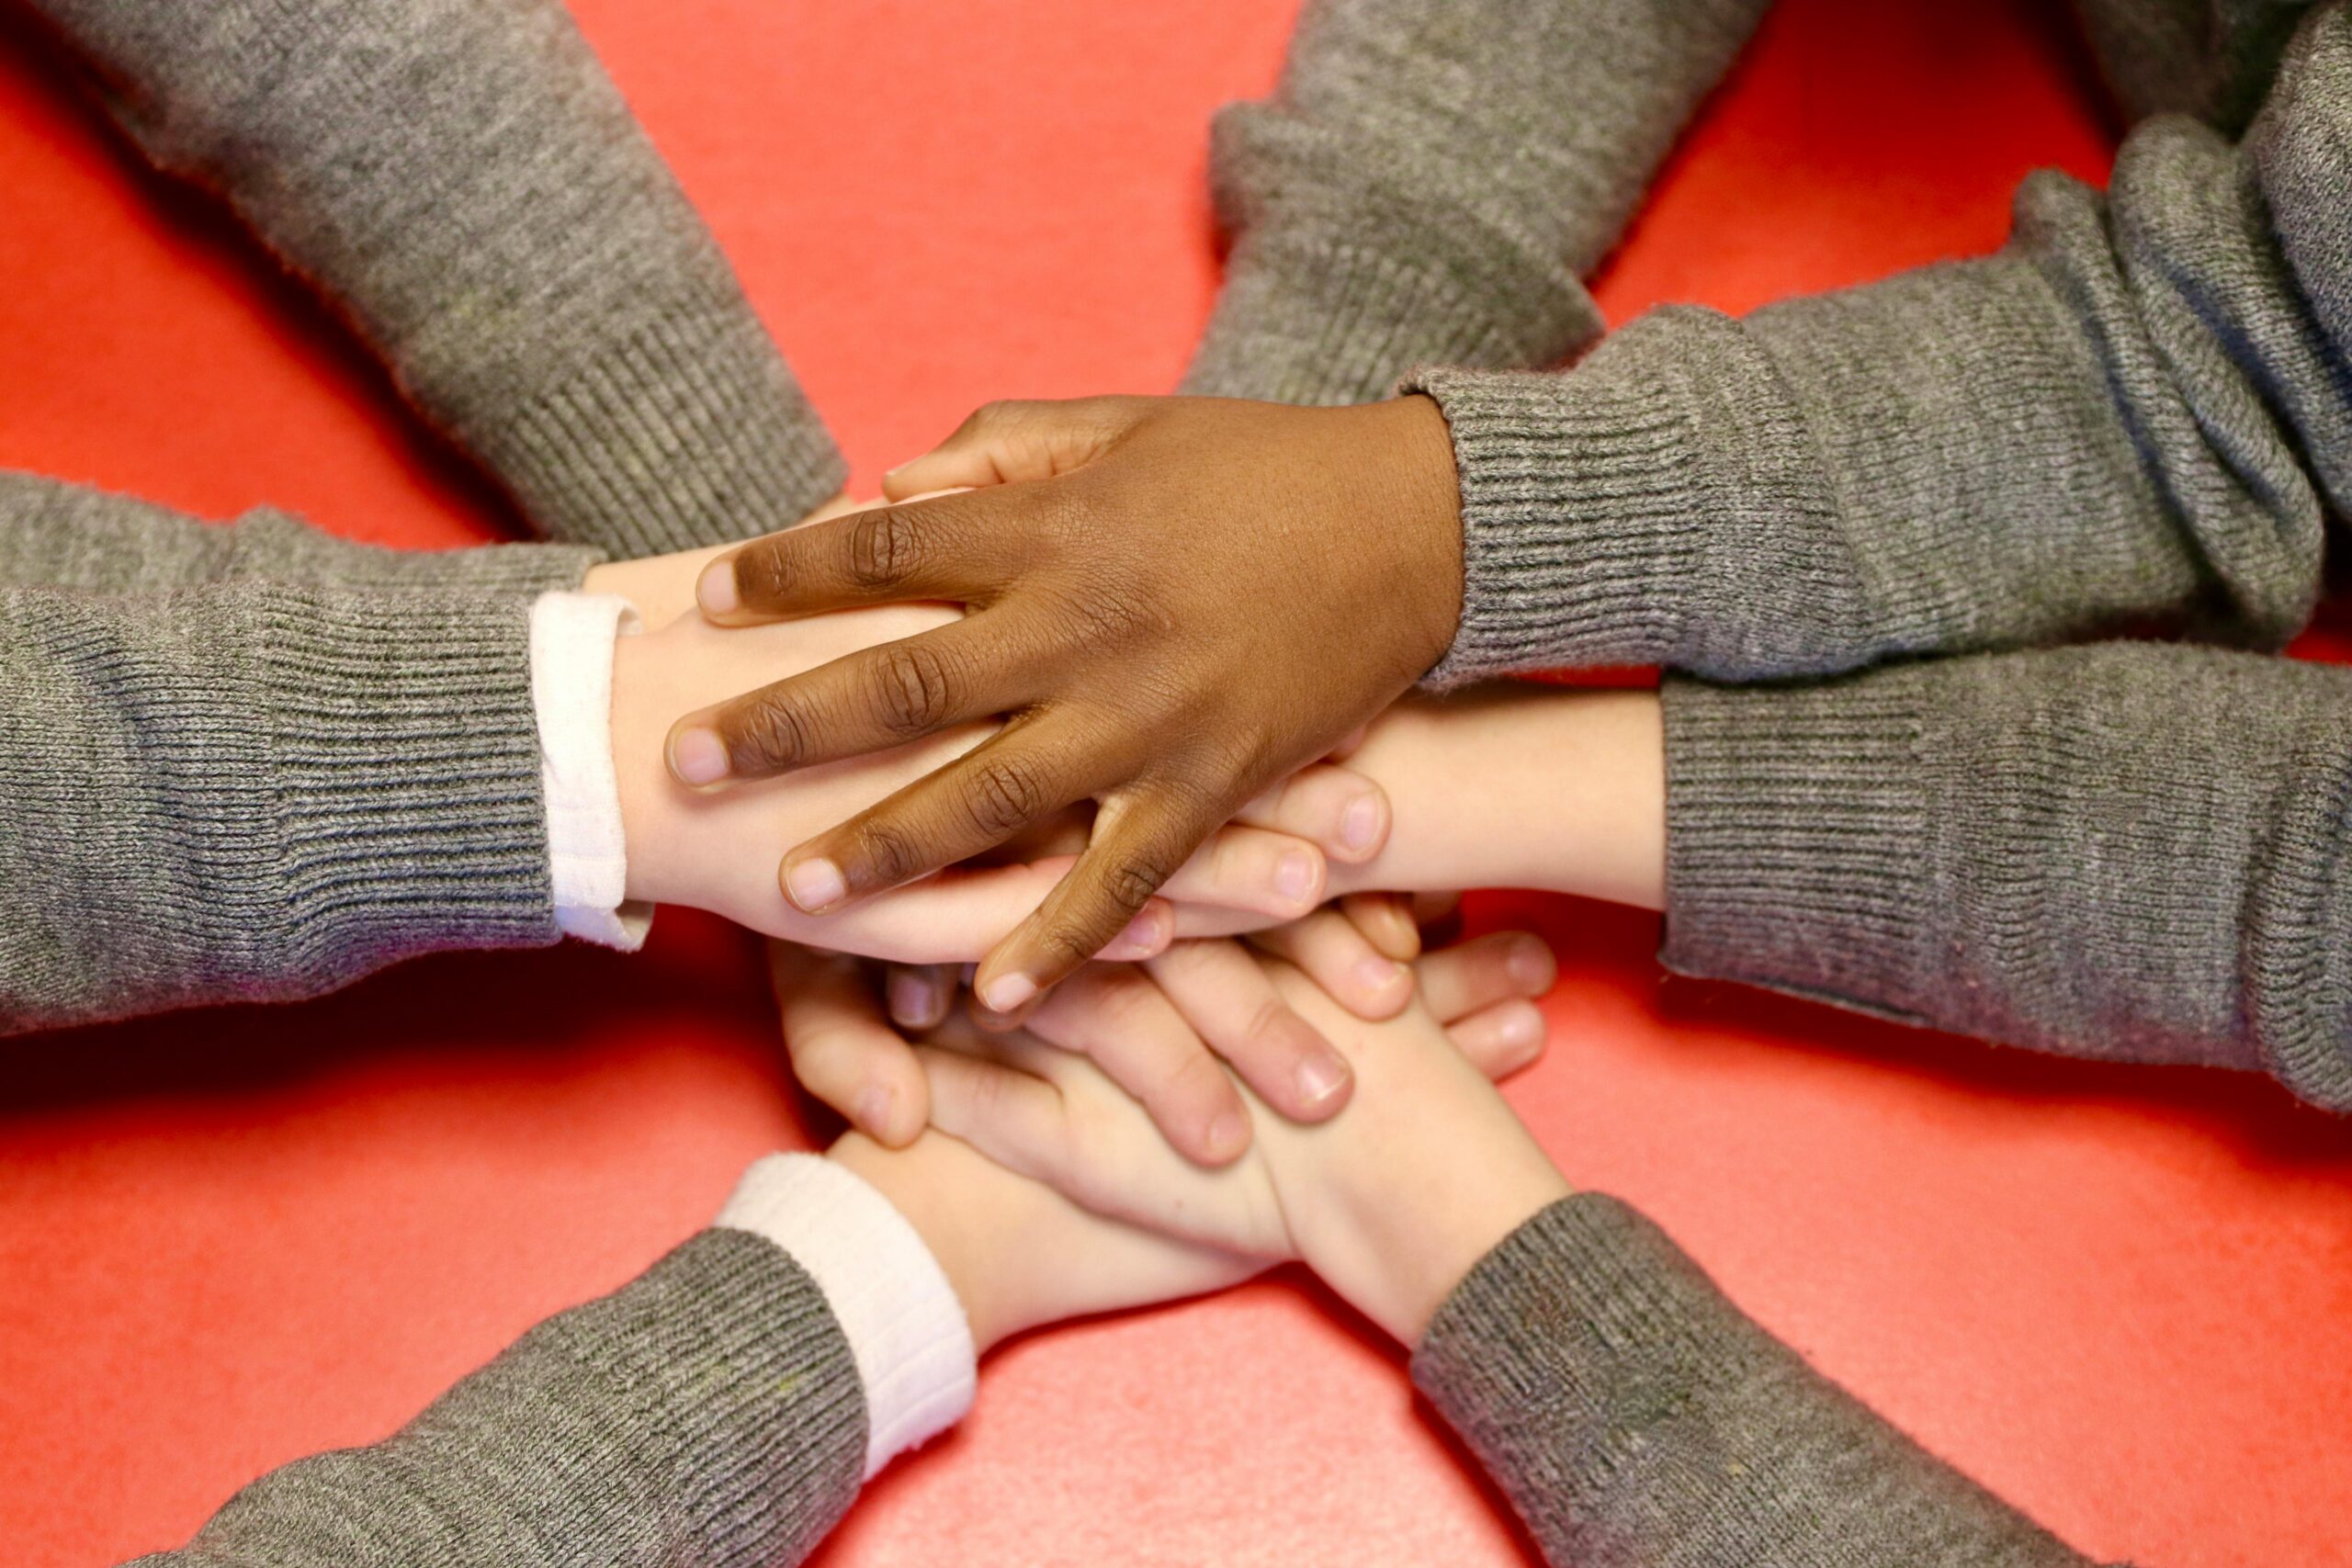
0 3 2346 1564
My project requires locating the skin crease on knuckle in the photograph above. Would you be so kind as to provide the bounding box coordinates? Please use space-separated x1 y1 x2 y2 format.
724 690 813 773
873 638 961 739
847 505 923 592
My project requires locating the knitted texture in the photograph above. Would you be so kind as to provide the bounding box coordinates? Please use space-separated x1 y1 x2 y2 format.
126 1228 867 1568
1180 0 1770 405
1414 1195 2107 1567
1414 4 2350 687
1664 641 2352 1111
32 0 846 555
0 473 605 1030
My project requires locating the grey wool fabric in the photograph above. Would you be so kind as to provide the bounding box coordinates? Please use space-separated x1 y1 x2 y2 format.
28 0 846 557
1301 0 2352 1105
1180 0 1770 406
0 475 594 1033
126 1228 868 1568
1413 1197 2109 1568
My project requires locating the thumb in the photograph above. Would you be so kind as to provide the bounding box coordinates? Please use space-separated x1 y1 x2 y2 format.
881 395 1142 500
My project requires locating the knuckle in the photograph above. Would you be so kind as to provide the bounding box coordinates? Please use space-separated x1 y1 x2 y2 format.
872 641 959 737
964 754 1050 836
847 508 922 590
726 694 811 770
1103 854 1172 917
853 818 925 888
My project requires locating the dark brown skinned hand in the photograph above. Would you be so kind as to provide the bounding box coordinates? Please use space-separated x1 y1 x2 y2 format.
667 393 1464 1015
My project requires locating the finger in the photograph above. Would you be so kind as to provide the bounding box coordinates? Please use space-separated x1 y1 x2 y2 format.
766 942 928 1145
1444 998 1549 1079
1024 964 1252 1165
880 397 1139 500
1008 821 1329 924
667 617 1028 785
1340 892 1421 962
1234 763 1389 864
976 784 1217 1013
1142 939 1352 1125
1416 931 1558 1024
1248 908 1416 1021
775 722 1092 916
886 963 957 1031
695 492 1002 624
912 1045 1073 1187
781 857 1175 966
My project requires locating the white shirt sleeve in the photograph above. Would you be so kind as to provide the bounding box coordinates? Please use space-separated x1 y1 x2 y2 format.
527 590 652 951
716 1153 978 1478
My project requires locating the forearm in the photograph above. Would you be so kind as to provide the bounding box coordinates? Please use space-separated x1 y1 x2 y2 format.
1413 1196 2105 1567
0 576 575 1032
31 0 843 556
1664 640 2352 1111
1182 0 1770 405
1414 9 2352 686
1327 684 1666 909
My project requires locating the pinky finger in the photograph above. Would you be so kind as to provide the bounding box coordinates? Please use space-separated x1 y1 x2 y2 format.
1444 998 1549 1080
1248 908 1416 1021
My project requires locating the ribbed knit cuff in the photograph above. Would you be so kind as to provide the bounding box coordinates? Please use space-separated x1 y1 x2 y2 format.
536 1227 869 1563
1410 307 1853 687
473 275 848 559
254 585 568 975
1659 672 1931 1021
717 1155 977 1480
1181 225 1604 406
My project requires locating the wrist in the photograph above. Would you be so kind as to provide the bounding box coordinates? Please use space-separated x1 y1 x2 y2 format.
1329 687 1666 909
1320 1149 1571 1347
1365 395 1467 676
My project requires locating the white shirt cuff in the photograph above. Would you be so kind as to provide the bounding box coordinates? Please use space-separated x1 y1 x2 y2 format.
715 1153 978 1478
528 590 650 951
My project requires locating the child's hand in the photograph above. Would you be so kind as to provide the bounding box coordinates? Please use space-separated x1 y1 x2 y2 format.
610 604 1390 964
771 945 1256 1352
914 947 1570 1344
670 394 1464 1012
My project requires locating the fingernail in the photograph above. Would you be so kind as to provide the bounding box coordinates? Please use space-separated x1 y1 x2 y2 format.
670 727 730 785
888 969 940 1024
1340 794 1382 852
784 856 848 913
854 1084 895 1140
1497 1002 1544 1051
1507 937 1556 993
1295 1050 1351 1109
1102 906 1169 961
979 971 1036 1014
1204 1109 1250 1162
1275 850 1318 904
1353 955 1409 995
696 560 740 615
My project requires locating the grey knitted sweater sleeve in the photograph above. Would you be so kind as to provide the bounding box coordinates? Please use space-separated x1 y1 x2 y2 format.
1664 637 2352 1111
125 1227 866 1568
28 0 845 558
1415 1194 2110 1568
1412 3 2352 688
1179 0 1770 407
0 474 597 1032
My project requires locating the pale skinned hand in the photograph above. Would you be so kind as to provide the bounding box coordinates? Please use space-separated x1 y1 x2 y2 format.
669 394 1465 1014
778 911 1553 1169
915 949 1570 1344
591 547 1395 964
869 890 1487 1158
775 944 1257 1354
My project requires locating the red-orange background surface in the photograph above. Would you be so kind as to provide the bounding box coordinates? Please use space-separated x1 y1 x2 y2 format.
2 2 2347 1563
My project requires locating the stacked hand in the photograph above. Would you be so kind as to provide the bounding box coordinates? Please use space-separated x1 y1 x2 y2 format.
667 395 1467 1013
786 936 1569 1351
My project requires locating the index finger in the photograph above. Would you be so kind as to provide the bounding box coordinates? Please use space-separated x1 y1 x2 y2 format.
695 492 1010 624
